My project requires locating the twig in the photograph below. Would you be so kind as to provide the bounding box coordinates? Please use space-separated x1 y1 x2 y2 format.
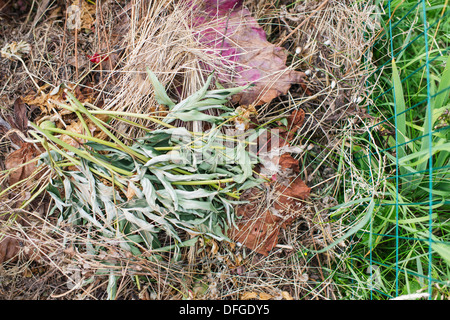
12 54 41 91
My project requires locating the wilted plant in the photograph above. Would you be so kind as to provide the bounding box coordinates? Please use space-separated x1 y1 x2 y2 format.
29 70 266 262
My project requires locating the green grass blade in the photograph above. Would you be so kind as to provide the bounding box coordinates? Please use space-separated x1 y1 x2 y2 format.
310 199 375 254
434 55 450 111
417 55 450 175
392 59 409 179
432 242 450 266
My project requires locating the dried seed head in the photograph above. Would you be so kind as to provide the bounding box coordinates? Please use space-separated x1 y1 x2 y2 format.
0 40 31 60
330 80 336 89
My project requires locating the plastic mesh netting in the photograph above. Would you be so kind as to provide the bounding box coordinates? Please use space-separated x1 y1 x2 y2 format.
351 0 449 299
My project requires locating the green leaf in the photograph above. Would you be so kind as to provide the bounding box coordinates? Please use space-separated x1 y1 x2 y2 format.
161 171 223 182
233 141 252 183
151 169 178 210
174 189 218 199
107 272 118 300
172 110 223 123
141 178 157 209
399 141 449 167
179 198 217 212
151 236 199 252
392 59 408 174
122 208 159 233
432 242 450 265
416 55 450 177
146 68 176 108
434 55 450 111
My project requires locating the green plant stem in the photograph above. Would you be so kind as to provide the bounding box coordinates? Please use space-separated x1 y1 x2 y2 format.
44 127 121 149
29 131 127 191
88 109 177 129
30 123 134 176
0 165 44 199
65 91 149 163
171 178 234 186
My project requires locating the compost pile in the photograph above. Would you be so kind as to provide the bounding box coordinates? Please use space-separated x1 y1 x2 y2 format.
0 0 376 300
1 0 309 261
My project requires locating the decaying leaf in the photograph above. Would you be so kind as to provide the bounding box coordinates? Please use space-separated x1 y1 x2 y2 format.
13 97 28 133
241 291 258 300
240 291 273 300
258 292 273 300
0 217 49 265
0 235 20 264
69 0 96 31
193 0 306 105
126 181 137 201
234 104 257 130
229 187 279 256
281 291 294 300
5 143 40 186
59 121 86 148
285 108 306 140
229 182 307 256
1 99 40 186
229 108 310 256
0 98 29 147
22 84 93 115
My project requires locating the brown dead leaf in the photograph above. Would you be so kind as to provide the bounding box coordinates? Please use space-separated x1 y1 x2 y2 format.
286 108 305 140
0 235 20 264
59 116 108 149
48 6 62 20
13 97 28 133
5 143 40 186
70 0 96 31
234 105 257 130
241 291 273 300
241 291 258 300
138 287 151 300
126 182 136 201
281 291 294 300
22 90 58 115
23 268 33 278
229 107 310 256
22 84 93 116
229 188 281 256
208 239 219 256
59 121 85 148
280 176 310 201
259 292 273 300
0 98 28 147
229 179 310 256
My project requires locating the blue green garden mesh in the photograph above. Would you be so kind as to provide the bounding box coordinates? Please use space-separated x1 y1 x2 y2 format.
351 0 449 299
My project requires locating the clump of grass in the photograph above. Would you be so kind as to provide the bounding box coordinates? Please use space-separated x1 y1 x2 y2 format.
332 0 450 300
